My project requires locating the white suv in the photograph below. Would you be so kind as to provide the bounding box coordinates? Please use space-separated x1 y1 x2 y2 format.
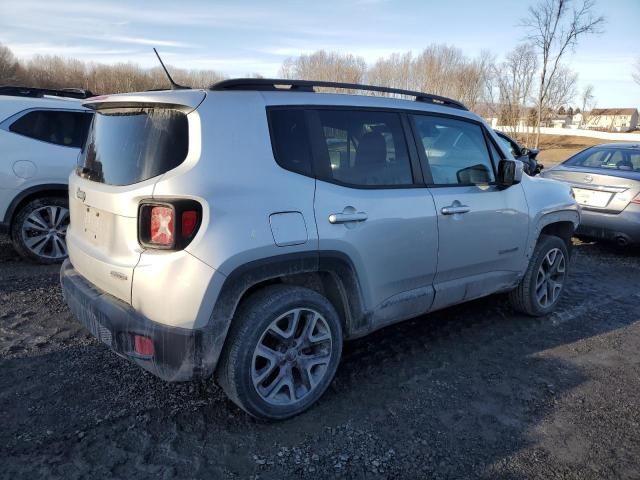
0 86 93 263
61 79 579 419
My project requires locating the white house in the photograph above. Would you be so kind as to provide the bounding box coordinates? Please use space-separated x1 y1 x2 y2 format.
568 112 584 129
585 108 639 132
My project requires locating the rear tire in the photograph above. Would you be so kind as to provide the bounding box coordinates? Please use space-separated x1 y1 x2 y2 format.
11 196 70 264
216 285 343 420
509 235 569 316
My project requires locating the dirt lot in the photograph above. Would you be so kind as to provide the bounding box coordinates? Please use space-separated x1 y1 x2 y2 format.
535 134 630 167
1 234 640 479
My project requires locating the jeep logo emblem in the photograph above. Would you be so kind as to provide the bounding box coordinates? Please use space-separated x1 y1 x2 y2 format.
76 187 86 201
584 175 594 183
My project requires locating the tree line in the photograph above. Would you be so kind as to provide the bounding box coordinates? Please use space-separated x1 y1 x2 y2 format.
0 44 225 94
0 0 610 147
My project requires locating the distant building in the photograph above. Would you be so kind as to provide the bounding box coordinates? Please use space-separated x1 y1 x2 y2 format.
585 108 639 132
549 117 569 128
568 112 584 129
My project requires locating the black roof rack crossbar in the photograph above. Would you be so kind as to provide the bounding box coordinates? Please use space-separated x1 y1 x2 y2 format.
210 78 468 110
0 86 94 100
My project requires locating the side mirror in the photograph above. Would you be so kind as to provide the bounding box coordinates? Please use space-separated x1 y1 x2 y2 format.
497 159 523 188
520 147 529 156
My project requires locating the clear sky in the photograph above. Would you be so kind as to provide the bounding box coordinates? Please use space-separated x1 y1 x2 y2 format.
0 0 638 108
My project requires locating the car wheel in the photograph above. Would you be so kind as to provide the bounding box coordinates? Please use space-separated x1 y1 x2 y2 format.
509 234 569 316
11 196 70 264
216 285 343 420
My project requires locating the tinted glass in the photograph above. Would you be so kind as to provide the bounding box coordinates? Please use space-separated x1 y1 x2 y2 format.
315 110 412 186
565 148 640 171
268 109 313 176
412 115 495 185
79 108 188 186
10 110 92 148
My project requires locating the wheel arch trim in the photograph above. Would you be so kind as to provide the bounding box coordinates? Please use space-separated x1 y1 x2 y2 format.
3 183 68 227
202 251 366 377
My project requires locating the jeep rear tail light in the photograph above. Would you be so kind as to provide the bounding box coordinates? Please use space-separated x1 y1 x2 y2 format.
138 200 202 250
150 206 174 245
133 335 155 356
181 210 198 237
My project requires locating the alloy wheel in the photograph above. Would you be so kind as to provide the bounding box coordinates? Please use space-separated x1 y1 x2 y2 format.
251 308 333 406
535 247 566 308
21 205 69 260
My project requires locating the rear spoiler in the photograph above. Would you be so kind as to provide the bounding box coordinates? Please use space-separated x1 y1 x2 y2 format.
83 90 206 114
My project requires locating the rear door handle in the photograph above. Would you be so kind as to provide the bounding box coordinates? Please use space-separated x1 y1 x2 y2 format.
328 212 368 224
441 205 470 215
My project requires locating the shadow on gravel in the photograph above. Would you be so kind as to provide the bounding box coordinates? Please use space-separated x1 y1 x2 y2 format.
1 241 639 478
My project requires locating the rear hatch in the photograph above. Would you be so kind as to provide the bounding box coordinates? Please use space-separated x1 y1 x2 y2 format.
544 166 640 213
66 90 205 304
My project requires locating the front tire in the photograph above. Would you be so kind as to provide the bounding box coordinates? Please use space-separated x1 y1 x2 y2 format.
509 235 569 316
216 285 343 420
11 196 70 264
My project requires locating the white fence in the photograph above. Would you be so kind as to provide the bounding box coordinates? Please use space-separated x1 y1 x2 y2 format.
494 126 640 142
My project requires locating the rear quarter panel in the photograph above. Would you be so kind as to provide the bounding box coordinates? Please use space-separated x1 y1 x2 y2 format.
151 91 319 274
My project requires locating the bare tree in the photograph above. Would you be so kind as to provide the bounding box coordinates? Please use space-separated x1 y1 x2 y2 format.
279 50 367 92
366 52 414 93
0 42 226 94
365 45 494 109
0 43 19 84
523 0 604 147
493 44 538 140
633 57 640 86
579 84 595 127
543 64 578 119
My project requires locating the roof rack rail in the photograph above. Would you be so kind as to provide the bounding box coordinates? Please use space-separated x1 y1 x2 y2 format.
210 78 468 110
0 86 94 100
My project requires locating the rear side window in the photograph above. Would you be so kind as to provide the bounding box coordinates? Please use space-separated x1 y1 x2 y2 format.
268 109 313 176
79 108 188 186
314 110 413 187
10 110 92 148
412 115 495 185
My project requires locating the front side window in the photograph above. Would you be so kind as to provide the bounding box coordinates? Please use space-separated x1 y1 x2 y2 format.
314 110 413 187
497 134 519 157
10 110 92 148
412 115 495 185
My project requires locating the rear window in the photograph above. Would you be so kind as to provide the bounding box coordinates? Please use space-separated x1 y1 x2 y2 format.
10 110 92 148
79 108 188 186
565 147 640 172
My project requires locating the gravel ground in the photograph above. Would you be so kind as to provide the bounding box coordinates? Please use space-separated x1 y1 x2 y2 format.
1 234 639 479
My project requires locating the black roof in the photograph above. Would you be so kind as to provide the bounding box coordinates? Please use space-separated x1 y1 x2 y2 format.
0 86 94 100
210 78 468 110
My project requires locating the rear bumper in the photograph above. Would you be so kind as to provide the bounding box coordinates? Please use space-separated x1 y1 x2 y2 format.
60 259 215 381
577 204 640 245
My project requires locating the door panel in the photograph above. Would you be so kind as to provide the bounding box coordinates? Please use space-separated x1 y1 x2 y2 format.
431 184 529 281
315 181 438 324
309 108 438 328
411 113 529 309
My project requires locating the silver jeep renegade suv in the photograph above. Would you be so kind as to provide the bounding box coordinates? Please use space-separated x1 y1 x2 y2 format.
61 79 579 419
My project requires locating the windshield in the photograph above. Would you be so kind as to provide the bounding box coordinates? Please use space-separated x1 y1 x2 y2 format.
565 147 640 172
78 107 189 186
